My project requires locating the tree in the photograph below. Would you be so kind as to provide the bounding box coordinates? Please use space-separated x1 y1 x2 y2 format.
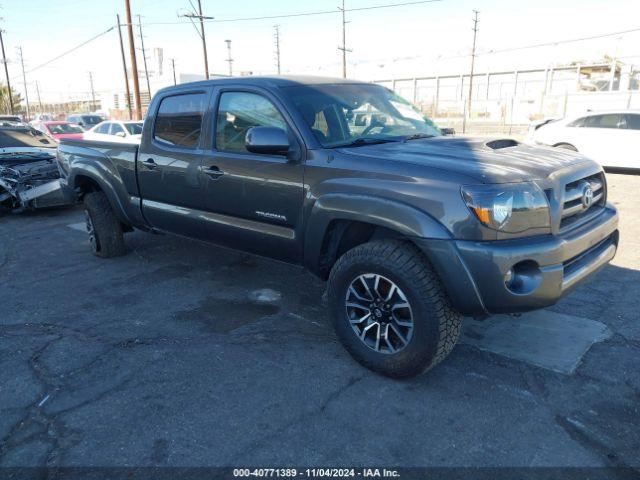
0 84 22 115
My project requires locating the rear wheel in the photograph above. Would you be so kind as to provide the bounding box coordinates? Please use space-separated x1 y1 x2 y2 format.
83 191 126 258
327 240 462 378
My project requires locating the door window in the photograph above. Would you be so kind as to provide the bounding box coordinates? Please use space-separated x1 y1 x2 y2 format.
215 92 287 153
96 123 110 134
154 93 206 148
110 123 125 136
625 114 640 130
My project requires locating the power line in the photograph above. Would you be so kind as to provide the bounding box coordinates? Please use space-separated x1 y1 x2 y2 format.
23 26 114 75
144 0 443 26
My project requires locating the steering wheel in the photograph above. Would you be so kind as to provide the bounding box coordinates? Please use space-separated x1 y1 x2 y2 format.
361 120 391 137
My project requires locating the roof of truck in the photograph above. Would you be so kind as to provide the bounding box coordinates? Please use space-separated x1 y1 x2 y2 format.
159 75 373 94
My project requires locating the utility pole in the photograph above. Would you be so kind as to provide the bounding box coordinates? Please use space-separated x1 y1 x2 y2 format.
197 0 210 79
0 29 14 115
171 58 177 85
137 15 151 98
463 10 479 134
180 1 212 79
338 0 351 79
124 0 142 119
225 39 233 76
17 47 29 119
116 14 132 119
274 25 281 74
35 80 43 113
88 71 96 112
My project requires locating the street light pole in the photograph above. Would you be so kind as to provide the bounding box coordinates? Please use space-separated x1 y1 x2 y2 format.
463 10 479 134
225 39 233 76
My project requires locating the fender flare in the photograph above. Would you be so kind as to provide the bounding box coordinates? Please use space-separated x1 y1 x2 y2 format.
68 160 137 226
303 193 451 274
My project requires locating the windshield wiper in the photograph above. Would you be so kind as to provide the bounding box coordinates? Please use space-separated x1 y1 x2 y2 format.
402 133 435 142
331 137 398 148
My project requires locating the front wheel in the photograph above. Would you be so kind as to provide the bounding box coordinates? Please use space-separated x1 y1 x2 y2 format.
327 240 462 378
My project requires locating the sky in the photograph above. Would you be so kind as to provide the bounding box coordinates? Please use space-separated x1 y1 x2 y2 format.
0 0 639 103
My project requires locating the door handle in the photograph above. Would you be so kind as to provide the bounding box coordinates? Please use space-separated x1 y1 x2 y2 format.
203 165 224 178
143 158 157 169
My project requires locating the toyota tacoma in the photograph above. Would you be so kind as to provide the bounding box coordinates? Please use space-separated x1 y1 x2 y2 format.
57 76 619 377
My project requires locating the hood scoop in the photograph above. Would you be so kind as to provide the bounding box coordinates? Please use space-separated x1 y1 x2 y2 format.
485 139 520 150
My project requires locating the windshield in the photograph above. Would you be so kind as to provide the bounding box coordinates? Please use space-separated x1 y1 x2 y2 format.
282 84 441 147
0 127 56 148
125 122 143 135
47 123 84 134
82 115 103 126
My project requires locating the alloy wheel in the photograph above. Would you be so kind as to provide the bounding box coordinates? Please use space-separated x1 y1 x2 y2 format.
84 210 99 253
345 273 414 354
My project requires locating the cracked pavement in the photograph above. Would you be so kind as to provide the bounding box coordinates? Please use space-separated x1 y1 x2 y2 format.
0 173 639 470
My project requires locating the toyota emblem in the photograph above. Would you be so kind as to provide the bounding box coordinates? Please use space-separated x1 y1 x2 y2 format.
582 185 594 208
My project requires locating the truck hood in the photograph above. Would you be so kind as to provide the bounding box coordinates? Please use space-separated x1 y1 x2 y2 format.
338 137 594 183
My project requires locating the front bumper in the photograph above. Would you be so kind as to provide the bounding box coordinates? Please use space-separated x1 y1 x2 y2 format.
416 205 619 315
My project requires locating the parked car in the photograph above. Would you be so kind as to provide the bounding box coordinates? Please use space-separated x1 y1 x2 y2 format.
0 123 70 213
83 120 143 143
66 114 104 131
0 115 24 124
527 110 640 170
57 76 619 378
31 113 55 123
32 121 85 142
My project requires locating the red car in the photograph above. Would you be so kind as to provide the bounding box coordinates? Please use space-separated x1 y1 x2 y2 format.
38 121 85 141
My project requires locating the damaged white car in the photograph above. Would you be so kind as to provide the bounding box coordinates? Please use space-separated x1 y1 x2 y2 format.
0 122 72 213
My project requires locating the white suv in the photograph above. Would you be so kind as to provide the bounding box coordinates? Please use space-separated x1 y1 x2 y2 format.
527 110 640 170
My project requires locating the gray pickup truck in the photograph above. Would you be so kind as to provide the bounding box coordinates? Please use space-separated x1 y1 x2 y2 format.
57 76 619 377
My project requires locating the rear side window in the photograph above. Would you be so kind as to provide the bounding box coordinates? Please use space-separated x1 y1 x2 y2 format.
626 114 640 130
567 117 585 127
154 93 206 148
584 114 623 129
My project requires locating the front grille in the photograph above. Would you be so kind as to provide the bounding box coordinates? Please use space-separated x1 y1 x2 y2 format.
560 172 606 229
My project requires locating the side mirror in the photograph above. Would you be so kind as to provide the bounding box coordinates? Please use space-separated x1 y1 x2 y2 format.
115 131 126 138
245 126 290 155
441 127 455 136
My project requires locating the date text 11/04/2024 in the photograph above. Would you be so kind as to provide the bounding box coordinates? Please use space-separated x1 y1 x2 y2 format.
232 468 401 477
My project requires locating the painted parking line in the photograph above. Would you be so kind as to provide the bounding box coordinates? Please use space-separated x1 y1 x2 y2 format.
462 310 612 375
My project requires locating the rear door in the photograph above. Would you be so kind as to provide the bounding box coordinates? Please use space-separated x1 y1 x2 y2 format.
199 88 306 262
137 89 211 239
574 114 627 167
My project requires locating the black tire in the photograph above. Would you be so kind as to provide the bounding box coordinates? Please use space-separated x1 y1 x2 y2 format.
327 240 462 378
83 191 126 258
555 143 577 152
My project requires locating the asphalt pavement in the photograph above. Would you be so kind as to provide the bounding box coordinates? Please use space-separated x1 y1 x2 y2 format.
1 173 639 473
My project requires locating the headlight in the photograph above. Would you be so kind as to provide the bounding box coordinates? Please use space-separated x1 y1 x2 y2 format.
461 182 550 233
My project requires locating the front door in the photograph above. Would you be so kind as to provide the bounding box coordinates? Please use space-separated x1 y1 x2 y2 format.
199 89 305 262
137 90 210 239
